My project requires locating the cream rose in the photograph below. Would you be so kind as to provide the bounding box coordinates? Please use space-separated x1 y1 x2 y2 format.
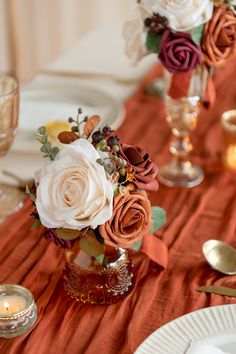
35 139 113 230
152 0 213 33
123 2 156 64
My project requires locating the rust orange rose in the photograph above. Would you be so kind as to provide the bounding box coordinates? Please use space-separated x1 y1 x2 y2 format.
202 4 236 67
99 184 152 249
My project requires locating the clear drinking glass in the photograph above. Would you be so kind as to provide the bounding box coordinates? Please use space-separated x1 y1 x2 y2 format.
0 74 25 220
158 69 205 188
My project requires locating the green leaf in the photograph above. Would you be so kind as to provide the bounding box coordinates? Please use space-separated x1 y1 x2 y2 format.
113 188 119 197
146 31 162 53
45 142 52 150
150 206 166 233
56 228 81 241
131 240 142 251
79 230 105 257
191 24 204 45
40 145 48 154
95 254 105 265
31 219 42 230
37 126 46 135
51 147 60 159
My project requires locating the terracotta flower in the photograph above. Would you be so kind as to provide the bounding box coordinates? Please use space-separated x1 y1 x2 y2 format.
119 144 158 191
159 30 202 73
99 184 152 249
202 4 236 67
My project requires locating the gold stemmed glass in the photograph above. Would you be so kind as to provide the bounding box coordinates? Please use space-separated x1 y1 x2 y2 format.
0 74 25 220
157 66 205 188
158 94 204 188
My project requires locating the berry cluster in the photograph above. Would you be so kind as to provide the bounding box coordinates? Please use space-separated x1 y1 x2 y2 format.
92 126 132 184
145 13 168 34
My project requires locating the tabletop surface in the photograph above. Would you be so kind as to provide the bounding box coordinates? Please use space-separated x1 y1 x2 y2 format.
0 64 236 354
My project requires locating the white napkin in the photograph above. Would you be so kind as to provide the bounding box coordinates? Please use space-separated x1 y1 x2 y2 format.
48 23 156 80
186 341 229 354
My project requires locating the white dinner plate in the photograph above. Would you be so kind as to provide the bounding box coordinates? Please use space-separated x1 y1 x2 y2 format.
12 79 124 152
135 305 236 354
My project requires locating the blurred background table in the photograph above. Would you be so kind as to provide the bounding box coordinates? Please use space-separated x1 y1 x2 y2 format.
1 23 156 183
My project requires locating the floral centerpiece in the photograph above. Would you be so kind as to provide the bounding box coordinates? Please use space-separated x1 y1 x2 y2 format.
123 0 236 189
123 0 236 104
29 109 166 304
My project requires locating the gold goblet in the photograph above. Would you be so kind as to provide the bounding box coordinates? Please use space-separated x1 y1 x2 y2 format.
0 74 25 221
158 95 204 188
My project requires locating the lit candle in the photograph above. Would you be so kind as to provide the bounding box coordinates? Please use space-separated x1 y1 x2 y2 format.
221 110 236 170
0 295 27 316
0 285 37 338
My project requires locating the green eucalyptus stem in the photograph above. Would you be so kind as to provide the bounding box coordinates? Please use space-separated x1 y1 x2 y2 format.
37 126 59 160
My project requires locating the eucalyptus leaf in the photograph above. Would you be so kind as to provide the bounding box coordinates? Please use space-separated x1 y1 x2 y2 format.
131 240 142 251
40 145 48 154
31 219 42 230
45 142 52 150
37 126 46 135
95 254 105 265
150 206 166 233
191 24 204 45
146 31 162 53
79 230 105 257
113 188 119 197
56 228 81 241
51 147 60 159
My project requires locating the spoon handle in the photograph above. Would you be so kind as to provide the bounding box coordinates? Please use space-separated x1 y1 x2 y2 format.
197 286 236 297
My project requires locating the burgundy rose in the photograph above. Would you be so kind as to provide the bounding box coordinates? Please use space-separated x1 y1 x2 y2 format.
119 144 158 191
159 30 202 73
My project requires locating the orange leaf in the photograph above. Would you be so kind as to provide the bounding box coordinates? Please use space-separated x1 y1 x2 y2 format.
58 131 79 144
83 115 101 138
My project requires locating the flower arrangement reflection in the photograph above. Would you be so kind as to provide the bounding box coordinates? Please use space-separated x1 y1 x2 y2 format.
29 109 166 263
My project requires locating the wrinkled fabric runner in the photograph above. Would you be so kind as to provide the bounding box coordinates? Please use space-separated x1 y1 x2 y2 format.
0 64 236 354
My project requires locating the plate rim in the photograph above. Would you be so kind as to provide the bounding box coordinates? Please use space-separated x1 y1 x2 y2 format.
135 304 236 354
13 80 125 152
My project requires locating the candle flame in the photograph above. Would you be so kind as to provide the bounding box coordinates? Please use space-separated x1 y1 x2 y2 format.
3 301 10 311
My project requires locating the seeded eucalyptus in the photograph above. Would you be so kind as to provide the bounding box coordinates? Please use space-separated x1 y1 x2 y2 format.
92 126 134 194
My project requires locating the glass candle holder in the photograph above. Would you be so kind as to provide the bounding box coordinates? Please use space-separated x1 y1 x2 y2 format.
0 284 37 338
221 110 236 170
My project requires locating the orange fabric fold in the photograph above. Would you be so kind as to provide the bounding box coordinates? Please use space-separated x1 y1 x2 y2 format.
0 62 236 354
141 234 168 269
202 75 216 109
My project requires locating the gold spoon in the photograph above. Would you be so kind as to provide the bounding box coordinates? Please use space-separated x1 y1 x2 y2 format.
202 239 236 275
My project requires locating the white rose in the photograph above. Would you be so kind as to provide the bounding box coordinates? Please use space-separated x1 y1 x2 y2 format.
35 139 113 230
152 0 213 33
123 2 156 64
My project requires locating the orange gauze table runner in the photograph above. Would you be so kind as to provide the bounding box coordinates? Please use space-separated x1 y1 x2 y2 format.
0 64 236 354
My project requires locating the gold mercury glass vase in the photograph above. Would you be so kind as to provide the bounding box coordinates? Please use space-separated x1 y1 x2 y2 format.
64 241 134 305
158 67 205 188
